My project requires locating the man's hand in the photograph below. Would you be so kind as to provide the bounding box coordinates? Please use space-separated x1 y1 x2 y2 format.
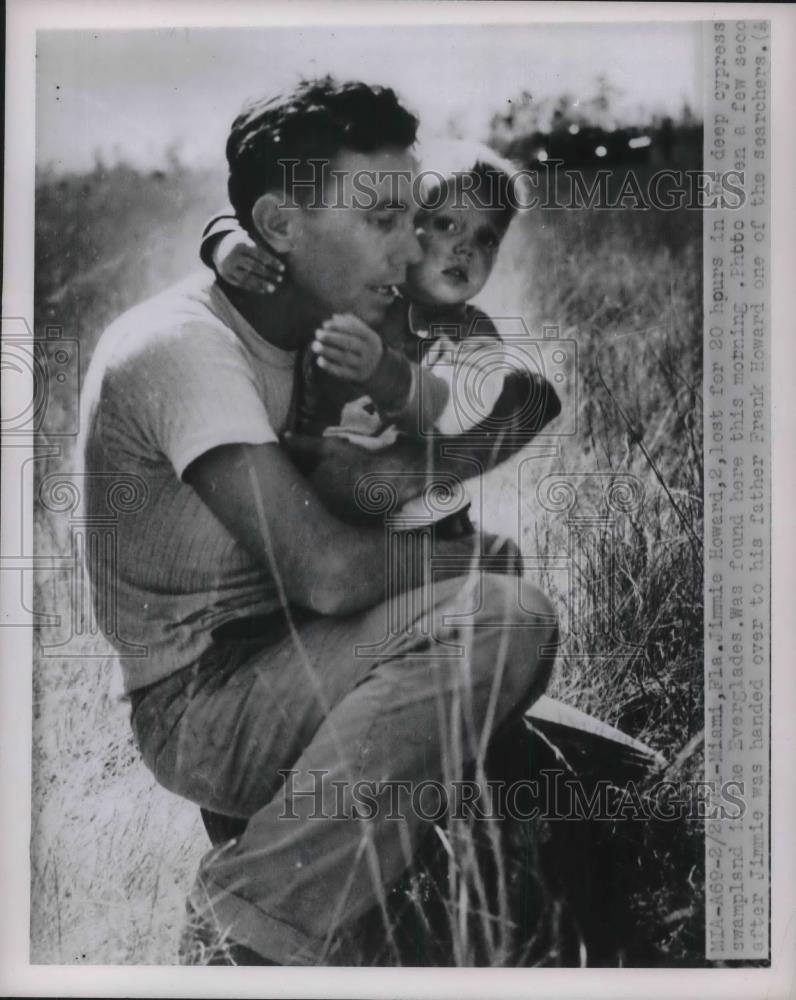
282 432 412 522
311 314 384 382
281 431 359 479
281 431 478 523
213 230 285 294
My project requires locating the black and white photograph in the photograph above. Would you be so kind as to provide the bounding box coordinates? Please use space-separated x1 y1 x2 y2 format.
1 2 793 996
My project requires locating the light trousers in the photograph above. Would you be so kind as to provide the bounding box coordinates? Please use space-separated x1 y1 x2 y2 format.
131 571 558 963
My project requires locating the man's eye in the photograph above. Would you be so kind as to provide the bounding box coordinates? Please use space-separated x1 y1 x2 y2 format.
373 213 397 232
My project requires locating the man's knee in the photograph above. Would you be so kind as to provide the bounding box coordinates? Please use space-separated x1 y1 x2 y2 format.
477 574 558 704
476 573 556 628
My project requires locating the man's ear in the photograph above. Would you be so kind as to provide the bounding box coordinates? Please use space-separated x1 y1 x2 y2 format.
250 193 300 253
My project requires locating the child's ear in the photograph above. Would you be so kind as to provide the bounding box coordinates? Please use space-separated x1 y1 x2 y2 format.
250 193 297 253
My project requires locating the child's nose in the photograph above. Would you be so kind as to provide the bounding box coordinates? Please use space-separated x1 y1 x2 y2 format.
454 239 475 260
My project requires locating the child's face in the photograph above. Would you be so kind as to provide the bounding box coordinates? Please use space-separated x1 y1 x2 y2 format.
404 190 507 308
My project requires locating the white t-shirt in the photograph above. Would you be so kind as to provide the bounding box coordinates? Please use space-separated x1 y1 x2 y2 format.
80 273 297 692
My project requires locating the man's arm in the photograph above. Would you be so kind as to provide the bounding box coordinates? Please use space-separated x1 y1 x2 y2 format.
184 441 483 616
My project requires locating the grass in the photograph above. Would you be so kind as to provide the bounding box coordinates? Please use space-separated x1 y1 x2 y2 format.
30 159 705 966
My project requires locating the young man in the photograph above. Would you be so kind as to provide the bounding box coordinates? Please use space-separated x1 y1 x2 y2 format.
81 77 559 965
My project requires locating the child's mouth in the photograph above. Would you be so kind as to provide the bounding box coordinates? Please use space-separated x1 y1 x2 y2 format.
441 266 469 285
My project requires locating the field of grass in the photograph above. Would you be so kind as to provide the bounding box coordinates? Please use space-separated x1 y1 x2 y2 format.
30 159 705 966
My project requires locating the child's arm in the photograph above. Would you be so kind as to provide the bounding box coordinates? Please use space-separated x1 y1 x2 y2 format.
200 214 285 294
200 214 238 268
311 314 449 433
313 312 512 439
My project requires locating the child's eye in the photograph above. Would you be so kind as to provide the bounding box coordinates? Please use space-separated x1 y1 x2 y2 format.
431 215 461 236
477 229 500 251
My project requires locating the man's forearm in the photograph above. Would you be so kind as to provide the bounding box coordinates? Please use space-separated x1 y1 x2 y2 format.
302 437 440 521
186 441 484 618
309 518 484 615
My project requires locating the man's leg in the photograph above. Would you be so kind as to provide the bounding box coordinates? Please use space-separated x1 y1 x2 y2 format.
134 572 557 963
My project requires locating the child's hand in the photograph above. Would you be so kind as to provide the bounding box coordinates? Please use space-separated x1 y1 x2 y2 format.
213 231 285 293
311 314 384 383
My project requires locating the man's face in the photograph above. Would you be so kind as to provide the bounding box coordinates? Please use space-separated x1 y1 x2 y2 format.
404 189 508 308
286 148 422 329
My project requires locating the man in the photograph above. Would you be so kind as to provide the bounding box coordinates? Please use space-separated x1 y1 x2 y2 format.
81 77 559 965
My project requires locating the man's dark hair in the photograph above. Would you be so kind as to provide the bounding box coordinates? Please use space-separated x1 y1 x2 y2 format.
226 76 419 233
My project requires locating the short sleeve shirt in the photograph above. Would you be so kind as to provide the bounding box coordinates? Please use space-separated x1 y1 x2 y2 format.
80 273 298 691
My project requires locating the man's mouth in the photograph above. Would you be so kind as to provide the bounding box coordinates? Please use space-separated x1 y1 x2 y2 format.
441 266 469 285
368 284 400 301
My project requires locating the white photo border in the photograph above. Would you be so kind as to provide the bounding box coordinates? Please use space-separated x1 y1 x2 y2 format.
2 2 794 997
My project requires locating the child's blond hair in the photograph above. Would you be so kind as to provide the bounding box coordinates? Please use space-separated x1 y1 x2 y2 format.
415 139 528 228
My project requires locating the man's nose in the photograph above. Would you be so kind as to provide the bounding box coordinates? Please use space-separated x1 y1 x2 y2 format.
394 217 423 267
